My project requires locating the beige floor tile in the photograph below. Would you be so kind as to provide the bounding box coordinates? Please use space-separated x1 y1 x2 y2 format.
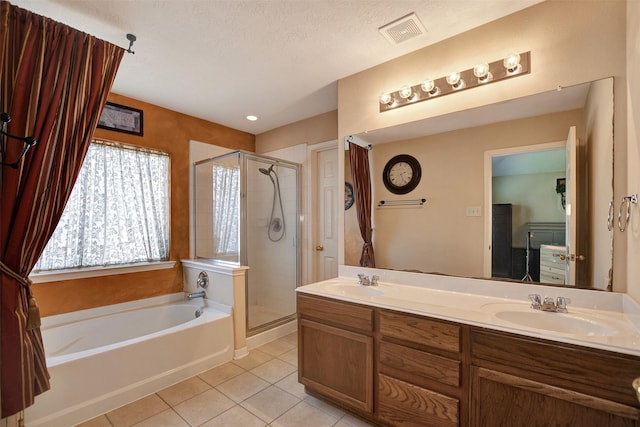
132 409 188 427
250 358 296 383
334 413 377 426
256 338 295 357
199 362 245 387
271 401 339 427
75 414 112 427
157 376 211 406
280 332 298 347
275 372 306 399
303 394 346 419
240 385 301 423
231 349 274 370
173 388 235 426
199 405 267 427
106 394 169 427
277 348 298 367
216 371 270 403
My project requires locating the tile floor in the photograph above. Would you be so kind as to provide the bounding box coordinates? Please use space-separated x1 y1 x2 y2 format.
76 333 374 427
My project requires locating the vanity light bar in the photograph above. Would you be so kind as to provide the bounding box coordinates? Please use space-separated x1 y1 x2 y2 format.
379 51 531 112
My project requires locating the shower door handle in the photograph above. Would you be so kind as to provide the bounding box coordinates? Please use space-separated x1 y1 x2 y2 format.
315 245 324 251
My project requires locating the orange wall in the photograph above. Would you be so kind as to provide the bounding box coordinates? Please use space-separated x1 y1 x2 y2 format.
31 93 255 316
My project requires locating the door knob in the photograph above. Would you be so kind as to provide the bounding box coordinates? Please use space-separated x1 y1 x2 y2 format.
315 245 324 251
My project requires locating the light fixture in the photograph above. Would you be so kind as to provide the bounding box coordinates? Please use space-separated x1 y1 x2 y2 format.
398 85 415 100
503 53 521 73
379 93 394 106
379 51 531 112
246 115 258 121
473 63 492 83
446 72 464 89
420 79 438 96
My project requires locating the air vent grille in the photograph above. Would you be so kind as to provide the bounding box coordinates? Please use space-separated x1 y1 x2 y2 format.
379 12 426 45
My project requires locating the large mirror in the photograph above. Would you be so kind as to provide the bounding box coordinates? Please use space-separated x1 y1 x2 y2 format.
345 77 613 291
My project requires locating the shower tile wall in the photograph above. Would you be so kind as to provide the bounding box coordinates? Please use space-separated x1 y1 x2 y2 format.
195 164 215 258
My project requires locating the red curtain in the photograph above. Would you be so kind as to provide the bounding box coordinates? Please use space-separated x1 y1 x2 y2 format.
349 142 375 268
0 1 123 416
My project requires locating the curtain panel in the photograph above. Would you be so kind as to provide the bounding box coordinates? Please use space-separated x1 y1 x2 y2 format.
348 142 375 268
0 1 124 416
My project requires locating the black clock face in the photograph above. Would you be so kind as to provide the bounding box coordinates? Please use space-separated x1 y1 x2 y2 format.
382 154 421 194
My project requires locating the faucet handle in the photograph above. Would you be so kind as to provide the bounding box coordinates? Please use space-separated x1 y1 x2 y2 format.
528 294 542 309
556 296 571 313
371 275 379 286
357 274 370 286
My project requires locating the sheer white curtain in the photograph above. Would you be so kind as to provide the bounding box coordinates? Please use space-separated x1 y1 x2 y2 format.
212 164 239 257
34 141 169 271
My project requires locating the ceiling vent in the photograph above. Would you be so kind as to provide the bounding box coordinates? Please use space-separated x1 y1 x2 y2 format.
379 12 426 45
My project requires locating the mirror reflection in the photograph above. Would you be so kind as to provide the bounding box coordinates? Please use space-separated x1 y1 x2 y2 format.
345 78 613 291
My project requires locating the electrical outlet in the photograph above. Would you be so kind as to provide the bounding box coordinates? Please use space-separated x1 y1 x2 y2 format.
466 206 482 217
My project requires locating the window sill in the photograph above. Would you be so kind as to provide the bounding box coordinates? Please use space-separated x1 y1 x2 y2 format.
29 261 177 284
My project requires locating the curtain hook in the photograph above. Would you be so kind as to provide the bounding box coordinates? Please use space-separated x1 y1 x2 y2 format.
126 33 136 54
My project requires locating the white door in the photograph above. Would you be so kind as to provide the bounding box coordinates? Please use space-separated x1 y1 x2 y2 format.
313 146 339 281
565 126 578 285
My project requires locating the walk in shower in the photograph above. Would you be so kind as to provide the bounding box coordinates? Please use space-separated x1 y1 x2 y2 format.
194 151 300 335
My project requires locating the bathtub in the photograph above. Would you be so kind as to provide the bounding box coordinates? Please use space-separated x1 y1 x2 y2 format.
24 294 234 427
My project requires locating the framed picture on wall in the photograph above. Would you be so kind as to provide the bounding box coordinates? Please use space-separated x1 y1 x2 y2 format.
97 102 143 136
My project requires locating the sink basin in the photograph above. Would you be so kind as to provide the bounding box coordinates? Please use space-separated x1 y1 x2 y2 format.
323 284 386 297
493 310 617 336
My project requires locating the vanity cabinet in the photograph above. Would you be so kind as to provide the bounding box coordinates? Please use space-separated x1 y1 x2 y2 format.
297 292 640 426
470 328 640 426
377 310 465 427
297 294 374 413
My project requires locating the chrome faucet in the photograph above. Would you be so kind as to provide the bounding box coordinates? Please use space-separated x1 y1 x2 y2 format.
528 294 571 312
357 274 379 286
187 290 206 300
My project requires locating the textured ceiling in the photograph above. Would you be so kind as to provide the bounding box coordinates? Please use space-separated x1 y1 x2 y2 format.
11 0 542 135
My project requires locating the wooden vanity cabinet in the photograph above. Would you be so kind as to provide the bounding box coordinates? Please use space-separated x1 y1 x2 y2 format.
470 327 640 426
297 294 374 414
377 310 466 427
298 292 640 426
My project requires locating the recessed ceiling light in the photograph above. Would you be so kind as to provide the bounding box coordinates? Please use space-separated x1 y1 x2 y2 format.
246 115 259 121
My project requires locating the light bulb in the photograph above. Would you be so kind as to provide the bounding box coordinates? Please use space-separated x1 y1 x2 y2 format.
473 63 491 82
421 79 438 96
503 53 521 73
446 72 464 89
399 85 414 100
379 93 394 106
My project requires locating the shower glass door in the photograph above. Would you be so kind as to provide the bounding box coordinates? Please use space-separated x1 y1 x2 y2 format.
244 155 300 334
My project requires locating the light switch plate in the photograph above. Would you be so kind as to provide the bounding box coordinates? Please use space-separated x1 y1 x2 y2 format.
466 206 482 217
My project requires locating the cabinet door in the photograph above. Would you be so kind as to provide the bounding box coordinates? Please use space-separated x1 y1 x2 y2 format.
299 319 373 413
471 367 639 427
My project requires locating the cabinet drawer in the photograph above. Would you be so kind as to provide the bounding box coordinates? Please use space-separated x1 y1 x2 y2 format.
379 341 460 387
297 293 373 332
378 373 459 427
471 328 640 407
379 310 460 353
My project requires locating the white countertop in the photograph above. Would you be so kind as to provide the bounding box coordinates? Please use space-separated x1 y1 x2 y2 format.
297 267 640 357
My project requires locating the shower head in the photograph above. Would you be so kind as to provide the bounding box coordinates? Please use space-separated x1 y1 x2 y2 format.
259 164 274 175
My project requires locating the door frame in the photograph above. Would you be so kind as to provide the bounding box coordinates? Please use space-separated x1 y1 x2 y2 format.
306 140 339 284
483 140 565 278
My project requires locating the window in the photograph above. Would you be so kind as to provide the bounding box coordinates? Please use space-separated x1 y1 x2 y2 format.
33 140 170 272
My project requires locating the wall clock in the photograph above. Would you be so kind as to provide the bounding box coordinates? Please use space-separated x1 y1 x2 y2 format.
345 182 355 210
382 154 421 195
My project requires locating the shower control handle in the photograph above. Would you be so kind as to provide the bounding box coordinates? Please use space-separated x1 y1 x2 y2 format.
315 245 324 251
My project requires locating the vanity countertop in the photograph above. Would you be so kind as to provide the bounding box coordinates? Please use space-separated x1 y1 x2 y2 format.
297 270 640 357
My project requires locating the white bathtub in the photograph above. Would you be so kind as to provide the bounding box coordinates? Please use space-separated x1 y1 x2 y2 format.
24 294 234 427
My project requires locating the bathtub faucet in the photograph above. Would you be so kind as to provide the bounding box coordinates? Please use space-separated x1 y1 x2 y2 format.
187 290 206 300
